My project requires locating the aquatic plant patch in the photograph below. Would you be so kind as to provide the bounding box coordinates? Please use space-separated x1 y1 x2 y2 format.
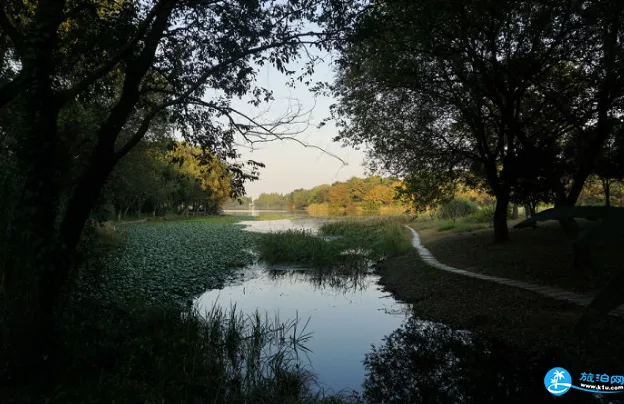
82 219 260 305
257 217 412 271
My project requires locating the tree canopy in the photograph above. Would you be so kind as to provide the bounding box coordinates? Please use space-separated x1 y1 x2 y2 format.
0 0 361 368
330 0 624 241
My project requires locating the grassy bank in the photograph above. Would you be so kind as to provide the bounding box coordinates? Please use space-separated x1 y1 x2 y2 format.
256 216 413 270
375 248 624 373
416 219 623 293
4 217 360 404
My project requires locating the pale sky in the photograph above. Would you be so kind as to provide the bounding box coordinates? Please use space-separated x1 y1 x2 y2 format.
228 50 367 200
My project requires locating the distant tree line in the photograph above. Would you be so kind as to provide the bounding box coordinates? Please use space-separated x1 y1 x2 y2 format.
221 196 253 210
252 176 406 211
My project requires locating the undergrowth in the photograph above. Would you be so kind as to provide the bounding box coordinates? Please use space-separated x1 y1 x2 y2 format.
3 218 361 404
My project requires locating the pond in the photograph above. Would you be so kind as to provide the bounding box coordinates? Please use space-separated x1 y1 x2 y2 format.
192 218 619 403
237 218 329 234
222 209 309 218
195 267 407 395
194 218 406 394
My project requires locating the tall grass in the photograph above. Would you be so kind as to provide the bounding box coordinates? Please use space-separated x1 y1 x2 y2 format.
319 216 413 258
6 295 359 403
257 216 413 271
258 229 342 267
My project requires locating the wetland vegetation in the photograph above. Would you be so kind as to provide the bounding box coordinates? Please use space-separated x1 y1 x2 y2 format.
3 0 624 402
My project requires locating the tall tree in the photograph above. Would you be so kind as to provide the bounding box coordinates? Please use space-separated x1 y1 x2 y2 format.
330 0 622 242
0 0 355 364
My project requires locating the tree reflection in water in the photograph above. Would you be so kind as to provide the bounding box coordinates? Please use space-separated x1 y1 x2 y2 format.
362 317 575 404
265 265 373 293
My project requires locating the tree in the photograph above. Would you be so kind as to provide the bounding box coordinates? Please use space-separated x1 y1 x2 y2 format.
0 0 354 366
595 122 624 207
309 184 331 204
345 176 366 202
328 183 350 208
362 184 395 210
331 0 623 244
254 193 286 210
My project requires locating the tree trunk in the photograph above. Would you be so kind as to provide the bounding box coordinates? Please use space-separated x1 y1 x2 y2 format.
493 190 510 242
602 179 611 207
524 204 530 219
511 204 519 219
7 1 68 373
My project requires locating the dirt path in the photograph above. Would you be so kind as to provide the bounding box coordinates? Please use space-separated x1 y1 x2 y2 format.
406 225 624 318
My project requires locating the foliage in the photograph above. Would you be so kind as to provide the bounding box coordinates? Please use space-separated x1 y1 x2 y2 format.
436 222 456 232
1 0 357 367
257 217 413 270
221 196 253 209
2 217 363 403
101 139 235 219
578 176 624 207
259 176 405 213
51 301 325 404
258 230 353 269
254 192 287 210
439 198 478 221
319 217 413 258
465 204 497 224
362 185 395 210
328 183 351 209
82 218 259 306
330 0 624 241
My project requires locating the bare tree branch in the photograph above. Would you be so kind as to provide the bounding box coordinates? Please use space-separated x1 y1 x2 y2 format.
186 97 347 165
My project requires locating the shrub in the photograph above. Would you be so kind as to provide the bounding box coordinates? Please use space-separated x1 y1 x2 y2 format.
465 204 496 224
439 198 478 221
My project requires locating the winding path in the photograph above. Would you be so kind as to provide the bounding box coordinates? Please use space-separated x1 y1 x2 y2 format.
405 225 624 318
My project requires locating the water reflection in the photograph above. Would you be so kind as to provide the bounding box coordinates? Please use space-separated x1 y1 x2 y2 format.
195 266 408 394
362 316 618 404
238 218 328 234
264 268 373 293
222 209 309 217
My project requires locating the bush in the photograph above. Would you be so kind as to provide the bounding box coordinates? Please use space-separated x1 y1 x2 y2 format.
465 204 496 224
439 198 478 221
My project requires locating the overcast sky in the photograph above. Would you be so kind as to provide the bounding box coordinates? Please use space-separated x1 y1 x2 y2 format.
228 50 368 200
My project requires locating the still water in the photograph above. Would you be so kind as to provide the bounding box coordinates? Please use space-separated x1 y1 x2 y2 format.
195 267 407 394
222 209 309 217
237 218 328 234
193 217 406 394
194 216 618 402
